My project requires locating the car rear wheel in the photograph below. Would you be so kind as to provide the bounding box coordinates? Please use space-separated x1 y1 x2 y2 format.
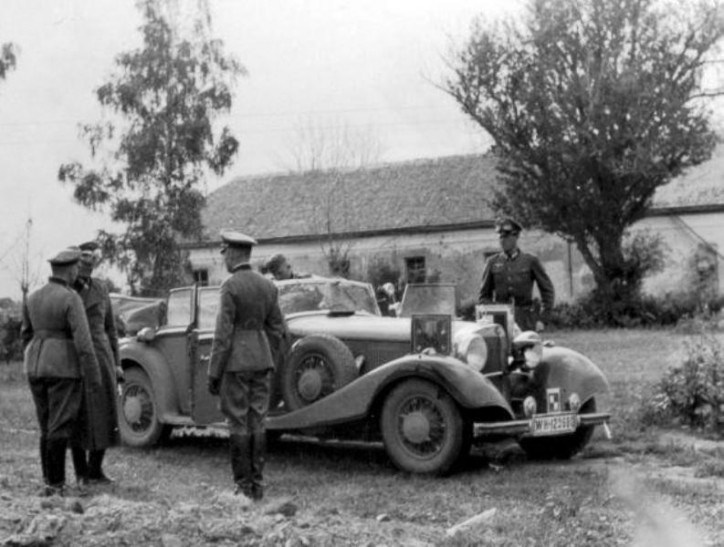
118 367 170 447
280 334 358 411
380 379 466 476
518 398 597 460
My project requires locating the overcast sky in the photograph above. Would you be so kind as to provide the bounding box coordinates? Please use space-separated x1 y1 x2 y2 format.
0 0 523 299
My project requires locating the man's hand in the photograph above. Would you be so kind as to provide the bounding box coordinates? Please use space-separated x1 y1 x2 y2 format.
207 376 221 396
535 320 545 332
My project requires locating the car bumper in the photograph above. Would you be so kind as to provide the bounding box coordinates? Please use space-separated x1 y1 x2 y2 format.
472 411 611 439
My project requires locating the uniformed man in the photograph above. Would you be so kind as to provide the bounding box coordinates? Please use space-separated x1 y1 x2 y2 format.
207 230 285 501
22 247 101 496
262 253 309 281
70 241 124 485
478 218 555 332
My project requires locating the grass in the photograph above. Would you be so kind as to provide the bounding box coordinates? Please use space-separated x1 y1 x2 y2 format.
2 329 724 546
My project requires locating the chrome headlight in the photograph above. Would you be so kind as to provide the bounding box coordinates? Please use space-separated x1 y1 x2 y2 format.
455 333 488 372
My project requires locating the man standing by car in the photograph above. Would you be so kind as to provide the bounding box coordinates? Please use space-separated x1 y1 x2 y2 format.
70 241 124 486
478 218 555 332
207 230 285 501
22 247 101 496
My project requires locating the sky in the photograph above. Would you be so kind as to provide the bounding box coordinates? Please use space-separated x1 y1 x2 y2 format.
0 0 522 299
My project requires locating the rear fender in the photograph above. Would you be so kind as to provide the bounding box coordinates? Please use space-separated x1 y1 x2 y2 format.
267 354 513 431
120 341 180 424
532 346 609 405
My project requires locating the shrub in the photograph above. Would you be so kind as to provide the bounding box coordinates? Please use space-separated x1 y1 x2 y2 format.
641 332 724 432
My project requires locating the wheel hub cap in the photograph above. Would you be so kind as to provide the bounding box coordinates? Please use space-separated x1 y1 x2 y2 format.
298 370 323 401
124 396 142 424
401 411 431 444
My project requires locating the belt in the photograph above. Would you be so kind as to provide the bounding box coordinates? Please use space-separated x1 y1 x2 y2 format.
34 329 71 340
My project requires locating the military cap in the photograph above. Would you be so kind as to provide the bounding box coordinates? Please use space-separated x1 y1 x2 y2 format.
495 217 523 235
220 229 257 253
78 241 99 252
78 240 102 263
48 246 82 266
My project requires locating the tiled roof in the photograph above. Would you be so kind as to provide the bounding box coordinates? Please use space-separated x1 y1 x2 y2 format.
201 149 724 242
202 153 500 241
652 144 724 208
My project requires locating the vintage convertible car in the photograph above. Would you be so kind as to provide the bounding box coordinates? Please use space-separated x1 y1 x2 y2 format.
117 277 611 475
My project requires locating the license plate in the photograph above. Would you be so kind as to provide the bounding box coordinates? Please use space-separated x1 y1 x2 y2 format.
530 413 579 436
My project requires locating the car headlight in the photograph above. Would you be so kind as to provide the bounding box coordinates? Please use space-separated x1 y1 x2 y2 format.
455 333 488 372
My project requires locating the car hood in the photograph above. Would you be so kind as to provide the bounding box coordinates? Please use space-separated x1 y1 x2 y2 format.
286 311 481 342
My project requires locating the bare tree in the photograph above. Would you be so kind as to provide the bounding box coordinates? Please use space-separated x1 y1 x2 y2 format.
279 116 386 277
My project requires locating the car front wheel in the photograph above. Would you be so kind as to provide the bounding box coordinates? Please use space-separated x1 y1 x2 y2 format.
380 379 466 476
118 367 170 447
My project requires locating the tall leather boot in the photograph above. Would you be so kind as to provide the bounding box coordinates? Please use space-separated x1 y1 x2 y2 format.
71 446 88 485
229 434 252 498
45 438 68 496
88 450 113 484
39 436 49 486
250 430 266 501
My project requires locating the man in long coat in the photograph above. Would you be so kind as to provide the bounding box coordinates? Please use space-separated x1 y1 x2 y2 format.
22 247 101 496
71 241 124 484
207 230 285 501
478 218 555 332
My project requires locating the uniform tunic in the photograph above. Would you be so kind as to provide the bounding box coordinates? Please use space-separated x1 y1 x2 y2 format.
74 277 121 450
22 277 100 441
478 250 555 331
208 263 285 435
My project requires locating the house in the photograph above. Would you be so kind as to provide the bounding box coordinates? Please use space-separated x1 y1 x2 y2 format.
186 151 724 305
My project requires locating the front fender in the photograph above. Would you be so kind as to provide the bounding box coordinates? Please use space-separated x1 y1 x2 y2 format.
533 346 609 405
120 340 180 424
267 354 513 431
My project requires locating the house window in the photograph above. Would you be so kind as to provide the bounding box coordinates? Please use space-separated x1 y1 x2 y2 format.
193 269 209 287
405 256 426 284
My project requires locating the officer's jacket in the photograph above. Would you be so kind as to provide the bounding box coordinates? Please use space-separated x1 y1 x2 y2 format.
22 277 100 382
478 250 555 310
208 264 286 377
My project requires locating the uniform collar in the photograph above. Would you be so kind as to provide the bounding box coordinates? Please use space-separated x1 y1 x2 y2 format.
49 276 69 286
231 262 252 272
504 249 520 260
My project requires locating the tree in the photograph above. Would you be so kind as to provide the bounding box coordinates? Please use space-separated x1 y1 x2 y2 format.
446 0 724 309
0 42 18 80
281 116 386 278
58 0 244 295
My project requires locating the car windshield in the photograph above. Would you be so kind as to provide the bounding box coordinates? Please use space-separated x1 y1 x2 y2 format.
398 284 457 317
197 278 379 330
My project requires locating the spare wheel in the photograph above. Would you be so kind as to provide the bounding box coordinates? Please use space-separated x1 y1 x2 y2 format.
280 334 358 410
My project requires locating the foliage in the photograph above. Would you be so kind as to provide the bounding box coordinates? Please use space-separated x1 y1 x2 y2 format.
58 0 244 296
642 331 724 431
0 42 18 80
447 0 724 306
0 316 22 364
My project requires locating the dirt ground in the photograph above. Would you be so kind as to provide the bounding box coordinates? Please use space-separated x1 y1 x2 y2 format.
1 430 723 547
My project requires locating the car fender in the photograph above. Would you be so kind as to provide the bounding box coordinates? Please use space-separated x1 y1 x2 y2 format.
120 340 180 423
267 353 513 431
533 346 609 404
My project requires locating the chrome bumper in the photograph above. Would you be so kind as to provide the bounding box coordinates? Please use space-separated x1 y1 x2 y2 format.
472 412 611 438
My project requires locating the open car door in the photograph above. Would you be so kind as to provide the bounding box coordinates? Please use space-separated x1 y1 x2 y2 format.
189 286 225 425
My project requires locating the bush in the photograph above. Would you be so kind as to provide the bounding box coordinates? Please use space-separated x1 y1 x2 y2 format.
549 290 722 329
641 331 724 432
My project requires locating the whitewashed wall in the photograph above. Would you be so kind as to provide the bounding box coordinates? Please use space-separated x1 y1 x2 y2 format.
188 210 723 305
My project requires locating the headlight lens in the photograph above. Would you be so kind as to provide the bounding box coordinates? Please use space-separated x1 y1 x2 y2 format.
524 345 542 369
465 337 488 372
455 333 488 372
